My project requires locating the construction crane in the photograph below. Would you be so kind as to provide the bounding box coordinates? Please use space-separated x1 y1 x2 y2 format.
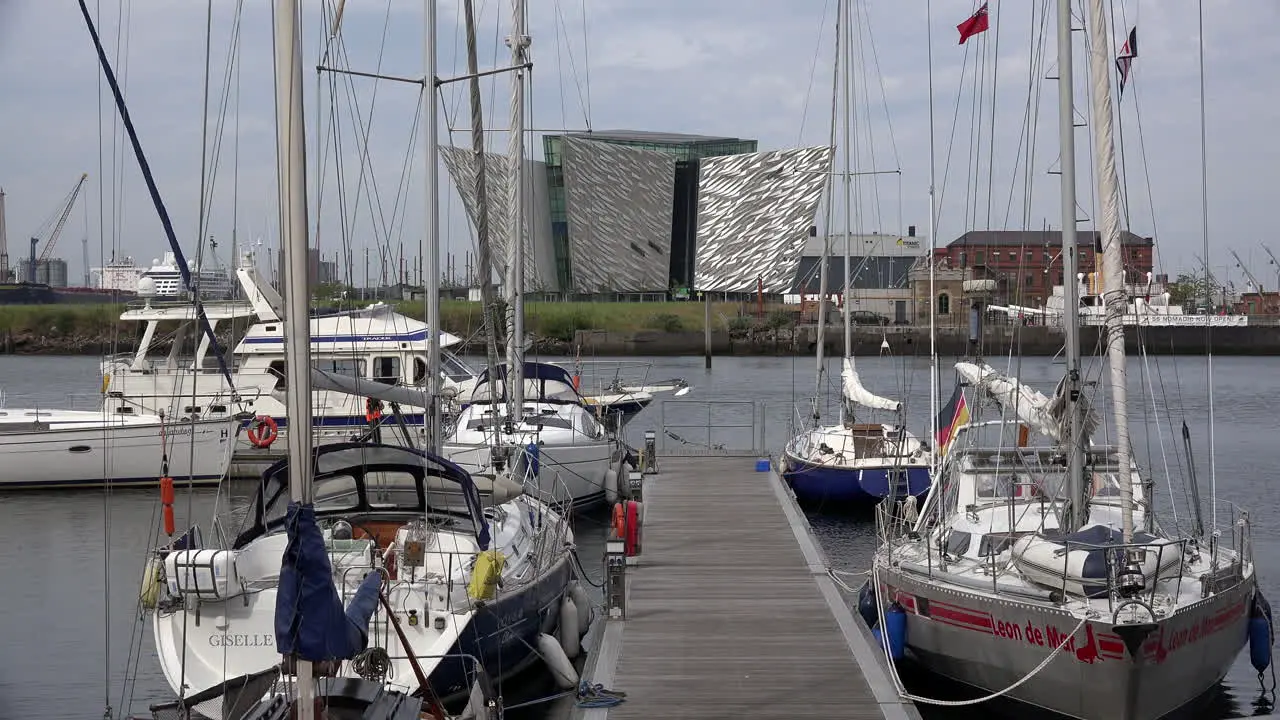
27 173 89 284
1229 248 1263 293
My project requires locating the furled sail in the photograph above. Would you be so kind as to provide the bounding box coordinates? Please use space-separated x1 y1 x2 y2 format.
955 362 1065 442
842 358 901 412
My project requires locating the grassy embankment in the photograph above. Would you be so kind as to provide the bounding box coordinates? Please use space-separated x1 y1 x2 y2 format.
0 300 781 347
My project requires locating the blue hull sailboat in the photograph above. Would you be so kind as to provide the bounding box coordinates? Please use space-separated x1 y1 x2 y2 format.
782 358 931 503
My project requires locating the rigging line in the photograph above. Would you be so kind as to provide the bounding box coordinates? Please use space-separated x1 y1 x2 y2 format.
93 1 113 715
196 0 214 255
851 0 884 236
796 0 835 146
934 38 975 237
580 0 592 127
552 0 569 131
1196 0 1217 532
999 0 1042 229
75 0 238 390
551 1 589 128
198 1 247 239
1109 0 1131 226
984 0 1001 229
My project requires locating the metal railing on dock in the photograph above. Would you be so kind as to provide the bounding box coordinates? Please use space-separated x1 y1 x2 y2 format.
653 399 766 458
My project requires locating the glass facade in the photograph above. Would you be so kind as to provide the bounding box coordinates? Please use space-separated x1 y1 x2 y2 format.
542 131 757 291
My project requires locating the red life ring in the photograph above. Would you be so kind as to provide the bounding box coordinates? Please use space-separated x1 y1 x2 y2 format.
611 500 641 557
247 415 279 449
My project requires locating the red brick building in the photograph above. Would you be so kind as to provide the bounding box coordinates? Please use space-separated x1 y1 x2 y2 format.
933 230 1154 305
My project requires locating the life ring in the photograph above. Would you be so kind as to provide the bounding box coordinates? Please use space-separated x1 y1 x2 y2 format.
247 415 279 449
611 501 641 557
365 397 384 424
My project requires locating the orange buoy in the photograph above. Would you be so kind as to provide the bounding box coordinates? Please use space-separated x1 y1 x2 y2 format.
160 476 176 536
246 415 279 449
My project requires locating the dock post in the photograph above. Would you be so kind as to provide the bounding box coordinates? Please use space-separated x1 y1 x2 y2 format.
605 537 627 619
642 430 657 474
628 470 644 503
703 290 712 369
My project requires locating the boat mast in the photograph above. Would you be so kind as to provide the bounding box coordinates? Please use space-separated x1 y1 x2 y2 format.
813 4 842 417
840 0 854 424
505 0 529 418
1056 0 1086 532
925 0 939 466
273 0 316 714
1083 0 1135 542
424 0 441 454
460 0 503 448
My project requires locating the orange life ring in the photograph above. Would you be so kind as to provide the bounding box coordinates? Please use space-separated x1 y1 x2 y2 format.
365 397 384 423
247 415 279 449
612 501 641 557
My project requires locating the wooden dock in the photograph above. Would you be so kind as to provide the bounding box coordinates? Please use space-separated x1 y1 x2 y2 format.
569 454 918 720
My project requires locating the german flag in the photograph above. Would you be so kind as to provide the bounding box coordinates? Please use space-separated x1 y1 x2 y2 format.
936 384 970 455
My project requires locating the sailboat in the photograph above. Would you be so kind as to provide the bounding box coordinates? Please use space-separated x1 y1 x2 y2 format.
132 2 584 716
442 0 620 509
868 3 1266 718
781 0 932 504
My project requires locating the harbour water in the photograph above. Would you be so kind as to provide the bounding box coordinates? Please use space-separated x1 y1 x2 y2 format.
0 352 1275 719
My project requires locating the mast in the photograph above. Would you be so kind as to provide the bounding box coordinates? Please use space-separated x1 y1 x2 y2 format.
1056 0 1086 532
813 2 842 416
460 0 503 448
925 0 939 464
839 0 854 423
273 0 315 714
1083 0 1135 542
424 0 441 453
505 0 529 417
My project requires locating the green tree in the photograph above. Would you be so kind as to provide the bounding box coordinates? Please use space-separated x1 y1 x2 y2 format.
1165 272 1213 308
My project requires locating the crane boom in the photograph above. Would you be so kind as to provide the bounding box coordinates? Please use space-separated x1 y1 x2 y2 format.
1229 248 1263 292
39 173 89 263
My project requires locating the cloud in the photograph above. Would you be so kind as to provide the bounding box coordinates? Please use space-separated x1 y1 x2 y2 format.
0 0 1276 287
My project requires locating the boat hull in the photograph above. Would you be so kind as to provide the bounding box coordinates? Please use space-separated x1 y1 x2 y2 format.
431 555 574 708
878 567 1254 720
0 416 236 489
782 454 931 503
445 440 616 509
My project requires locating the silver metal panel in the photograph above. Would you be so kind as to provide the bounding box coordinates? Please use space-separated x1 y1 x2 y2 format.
440 146 550 290
693 146 833 293
561 137 675 292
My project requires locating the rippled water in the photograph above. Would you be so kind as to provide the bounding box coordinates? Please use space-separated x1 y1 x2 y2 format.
0 352 1275 718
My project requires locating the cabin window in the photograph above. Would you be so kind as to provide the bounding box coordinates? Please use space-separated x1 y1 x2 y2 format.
945 530 971 556
413 357 429 384
441 353 475 381
268 360 287 390
313 475 360 511
314 358 365 378
975 473 1018 498
372 357 401 385
937 293 951 316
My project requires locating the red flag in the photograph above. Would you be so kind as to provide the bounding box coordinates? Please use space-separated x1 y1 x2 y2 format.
957 4 990 45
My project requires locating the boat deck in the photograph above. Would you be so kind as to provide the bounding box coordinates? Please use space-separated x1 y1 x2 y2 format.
569 454 918 720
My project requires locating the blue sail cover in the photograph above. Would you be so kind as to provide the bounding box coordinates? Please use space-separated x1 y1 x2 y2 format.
275 502 381 661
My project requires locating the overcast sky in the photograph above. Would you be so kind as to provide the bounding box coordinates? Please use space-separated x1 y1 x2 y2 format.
1 0 1277 289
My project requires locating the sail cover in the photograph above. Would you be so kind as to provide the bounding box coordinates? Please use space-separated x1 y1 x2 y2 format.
842 358 900 412
275 502 381 661
955 362 1061 441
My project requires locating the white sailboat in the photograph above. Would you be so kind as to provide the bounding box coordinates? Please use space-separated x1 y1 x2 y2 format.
868 3 1266 718
442 0 620 509
0 406 235 489
781 0 931 504
144 2 583 716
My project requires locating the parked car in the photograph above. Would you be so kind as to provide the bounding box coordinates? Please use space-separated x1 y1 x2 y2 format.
848 310 890 326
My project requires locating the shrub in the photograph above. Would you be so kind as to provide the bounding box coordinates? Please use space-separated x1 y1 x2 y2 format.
765 309 794 330
644 312 684 332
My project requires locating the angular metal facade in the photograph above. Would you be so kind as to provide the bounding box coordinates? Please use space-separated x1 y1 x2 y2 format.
693 146 833 293
561 137 675 292
439 146 554 291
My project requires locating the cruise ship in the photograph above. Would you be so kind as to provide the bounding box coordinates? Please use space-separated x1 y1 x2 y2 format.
93 252 234 300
